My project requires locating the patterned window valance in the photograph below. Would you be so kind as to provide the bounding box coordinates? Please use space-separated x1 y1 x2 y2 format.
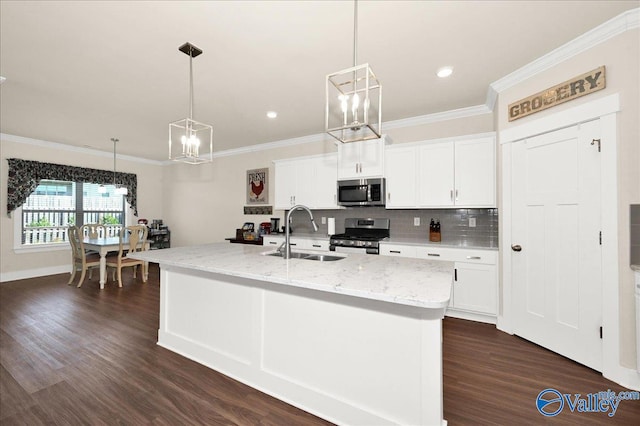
6 158 138 217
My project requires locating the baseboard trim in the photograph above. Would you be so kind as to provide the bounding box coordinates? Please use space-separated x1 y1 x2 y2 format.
0 265 69 283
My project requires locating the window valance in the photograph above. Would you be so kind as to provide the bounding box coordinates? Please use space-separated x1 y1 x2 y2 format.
6 158 138 217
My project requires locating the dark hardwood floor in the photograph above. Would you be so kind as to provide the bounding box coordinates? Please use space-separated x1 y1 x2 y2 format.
1 264 639 425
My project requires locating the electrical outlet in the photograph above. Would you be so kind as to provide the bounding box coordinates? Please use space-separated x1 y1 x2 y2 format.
469 217 476 228
414 217 420 226
321 216 327 225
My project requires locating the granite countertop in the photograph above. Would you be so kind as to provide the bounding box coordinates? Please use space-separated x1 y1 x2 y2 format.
129 242 452 309
632 264 640 272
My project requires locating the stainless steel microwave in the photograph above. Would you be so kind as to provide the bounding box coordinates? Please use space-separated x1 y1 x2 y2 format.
337 178 386 207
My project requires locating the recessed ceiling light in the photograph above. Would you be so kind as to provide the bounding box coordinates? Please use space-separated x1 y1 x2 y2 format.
266 111 278 119
0 76 6 84
437 67 453 78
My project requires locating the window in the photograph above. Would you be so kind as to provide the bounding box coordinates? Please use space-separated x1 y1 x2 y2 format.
19 180 126 247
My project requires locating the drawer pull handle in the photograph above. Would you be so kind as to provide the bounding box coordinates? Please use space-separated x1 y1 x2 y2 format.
427 253 440 257
390 250 401 254
269 241 277 245
312 244 321 248
466 256 481 260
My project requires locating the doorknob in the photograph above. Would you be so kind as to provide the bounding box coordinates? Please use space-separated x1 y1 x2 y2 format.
511 244 522 252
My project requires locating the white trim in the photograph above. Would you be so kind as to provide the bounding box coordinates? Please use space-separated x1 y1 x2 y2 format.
499 93 620 144
1 133 164 165
382 104 492 130
489 8 639 96
0 265 70 283
385 131 496 150
498 93 639 390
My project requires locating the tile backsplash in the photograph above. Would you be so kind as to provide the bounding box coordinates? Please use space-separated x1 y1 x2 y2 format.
631 204 640 266
286 207 499 248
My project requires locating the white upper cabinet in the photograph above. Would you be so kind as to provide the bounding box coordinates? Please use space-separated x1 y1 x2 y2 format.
274 153 340 210
453 137 496 207
337 136 387 180
385 146 418 208
385 134 496 209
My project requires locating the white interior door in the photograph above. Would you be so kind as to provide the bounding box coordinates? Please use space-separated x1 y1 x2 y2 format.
511 120 602 371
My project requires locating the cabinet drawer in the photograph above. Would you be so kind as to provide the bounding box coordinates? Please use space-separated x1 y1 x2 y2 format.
262 236 284 247
380 244 417 258
302 240 330 251
415 246 497 264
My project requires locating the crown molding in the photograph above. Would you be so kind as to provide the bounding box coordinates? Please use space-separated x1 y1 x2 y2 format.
488 7 639 98
382 104 492 130
0 133 163 165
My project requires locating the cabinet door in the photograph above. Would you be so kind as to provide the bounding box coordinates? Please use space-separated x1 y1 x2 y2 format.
274 161 297 209
294 159 315 207
418 142 454 207
385 146 417 208
452 262 497 315
337 142 362 179
454 137 496 207
358 138 385 178
314 154 339 208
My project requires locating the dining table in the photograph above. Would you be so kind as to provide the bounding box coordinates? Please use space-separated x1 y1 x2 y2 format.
83 236 150 290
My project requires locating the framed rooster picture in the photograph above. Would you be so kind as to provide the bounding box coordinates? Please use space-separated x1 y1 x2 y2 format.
246 168 268 204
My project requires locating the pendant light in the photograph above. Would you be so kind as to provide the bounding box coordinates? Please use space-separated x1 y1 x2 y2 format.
169 42 213 164
325 0 382 144
98 137 127 195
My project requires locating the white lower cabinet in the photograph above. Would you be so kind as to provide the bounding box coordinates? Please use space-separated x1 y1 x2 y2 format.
381 243 498 323
262 235 329 252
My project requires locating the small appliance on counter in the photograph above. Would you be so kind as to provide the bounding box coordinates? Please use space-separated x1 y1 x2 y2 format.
270 218 280 234
146 219 171 249
258 222 271 236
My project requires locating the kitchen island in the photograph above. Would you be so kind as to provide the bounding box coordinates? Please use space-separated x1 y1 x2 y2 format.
129 242 453 425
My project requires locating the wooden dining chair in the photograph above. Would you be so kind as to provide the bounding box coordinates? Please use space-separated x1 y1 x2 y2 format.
106 225 148 288
81 223 106 239
68 225 101 288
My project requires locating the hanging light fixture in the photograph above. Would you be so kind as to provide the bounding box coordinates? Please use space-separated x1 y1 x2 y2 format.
169 42 213 164
98 137 127 195
325 0 382 144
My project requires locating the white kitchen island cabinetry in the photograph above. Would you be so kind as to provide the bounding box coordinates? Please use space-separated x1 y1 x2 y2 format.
262 235 330 251
385 134 496 209
129 243 452 426
274 154 339 210
381 242 498 323
337 136 388 180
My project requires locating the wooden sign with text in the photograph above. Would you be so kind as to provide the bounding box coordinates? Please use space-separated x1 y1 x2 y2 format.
508 66 606 122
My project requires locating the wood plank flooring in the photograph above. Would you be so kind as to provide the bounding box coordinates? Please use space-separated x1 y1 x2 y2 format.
1 264 639 425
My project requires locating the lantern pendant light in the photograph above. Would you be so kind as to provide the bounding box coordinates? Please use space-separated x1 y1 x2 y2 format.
325 0 382 144
169 42 213 164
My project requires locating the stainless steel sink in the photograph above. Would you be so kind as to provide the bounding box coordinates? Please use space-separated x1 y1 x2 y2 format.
302 254 344 262
265 251 345 261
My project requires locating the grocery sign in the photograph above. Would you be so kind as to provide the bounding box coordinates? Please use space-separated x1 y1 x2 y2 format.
508 66 606 122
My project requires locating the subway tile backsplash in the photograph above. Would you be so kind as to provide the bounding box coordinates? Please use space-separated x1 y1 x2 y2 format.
287 207 499 248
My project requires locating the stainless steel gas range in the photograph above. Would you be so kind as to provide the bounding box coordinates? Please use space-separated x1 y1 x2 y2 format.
329 218 390 255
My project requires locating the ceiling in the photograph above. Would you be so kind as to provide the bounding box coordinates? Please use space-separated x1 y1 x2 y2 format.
0 1 637 161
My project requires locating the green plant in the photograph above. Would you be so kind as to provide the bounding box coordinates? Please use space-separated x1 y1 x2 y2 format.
27 217 52 227
101 215 120 225
67 216 75 225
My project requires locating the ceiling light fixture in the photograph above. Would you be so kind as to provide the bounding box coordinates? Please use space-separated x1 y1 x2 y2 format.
98 138 127 195
266 111 278 119
169 42 213 164
437 66 453 78
325 0 382 144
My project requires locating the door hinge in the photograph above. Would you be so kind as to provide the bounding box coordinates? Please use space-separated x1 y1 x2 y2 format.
599 231 602 245
454 268 457 282
591 138 601 152
599 326 603 339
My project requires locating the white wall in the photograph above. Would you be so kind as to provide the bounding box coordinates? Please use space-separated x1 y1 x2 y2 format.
0 137 164 281
497 29 640 369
